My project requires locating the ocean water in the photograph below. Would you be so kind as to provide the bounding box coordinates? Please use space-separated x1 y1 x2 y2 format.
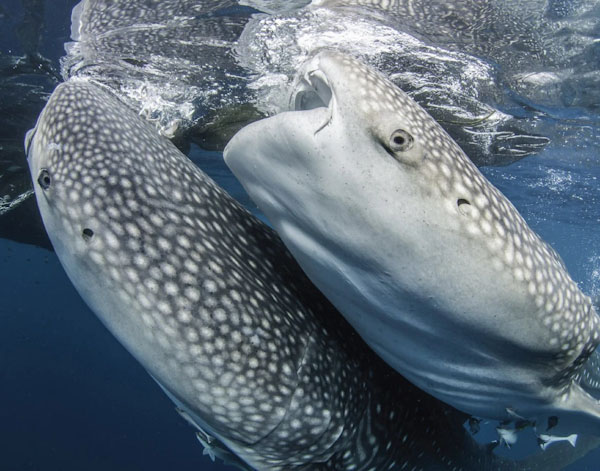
1 0 600 470
481 148 600 470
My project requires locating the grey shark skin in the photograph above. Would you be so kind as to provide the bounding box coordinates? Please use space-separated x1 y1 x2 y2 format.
224 51 600 434
234 6 551 168
309 0 600 115
64 0 252 138
25 79 544 470
310 0 545 64
310 0 600 72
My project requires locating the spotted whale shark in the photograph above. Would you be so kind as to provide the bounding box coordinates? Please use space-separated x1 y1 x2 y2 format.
310 0 545 68
22 78 561 470
224 51 600 436
309 0 600 110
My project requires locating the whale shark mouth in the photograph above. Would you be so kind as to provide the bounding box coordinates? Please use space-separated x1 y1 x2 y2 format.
24 127 37 162
290 57 335 133
292 70 332 111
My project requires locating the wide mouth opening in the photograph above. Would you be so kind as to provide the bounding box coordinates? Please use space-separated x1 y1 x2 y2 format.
292 69 333 112
24 127 37 161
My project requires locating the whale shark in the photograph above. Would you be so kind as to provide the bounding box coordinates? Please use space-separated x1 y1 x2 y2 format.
23 78 565 470
64 0 252 138
309 0 600 70
309 0 600 110
310 0 546 68
235 3 551 168
224 51 600 436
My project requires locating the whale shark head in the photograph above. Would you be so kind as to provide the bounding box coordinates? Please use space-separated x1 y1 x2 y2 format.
225 50 600 434
226 49 515 277
25 79 333 469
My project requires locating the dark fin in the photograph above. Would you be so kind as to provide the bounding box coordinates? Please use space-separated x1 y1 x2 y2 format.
547 416 559 431
515 419 534 431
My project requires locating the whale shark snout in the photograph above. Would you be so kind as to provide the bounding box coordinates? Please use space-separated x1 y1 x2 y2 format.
225 50 600 434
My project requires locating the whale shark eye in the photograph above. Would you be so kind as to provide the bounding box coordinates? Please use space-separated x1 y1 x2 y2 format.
82 228 95 242
389 129 414 152
37 169 52 190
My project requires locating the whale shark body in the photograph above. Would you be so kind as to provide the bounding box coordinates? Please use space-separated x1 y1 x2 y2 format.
23 78 552 470
225 51 600 435
64 0 252 138
310 0 545 67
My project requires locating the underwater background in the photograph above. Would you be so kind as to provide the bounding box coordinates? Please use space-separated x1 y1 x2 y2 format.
1 0 599 469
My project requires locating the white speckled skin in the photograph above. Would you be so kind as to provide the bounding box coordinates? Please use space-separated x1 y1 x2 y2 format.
27 79 533 470
225 51 600 433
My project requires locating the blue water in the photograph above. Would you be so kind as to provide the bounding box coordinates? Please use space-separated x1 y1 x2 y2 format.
483 148 600 297
1 0 600 470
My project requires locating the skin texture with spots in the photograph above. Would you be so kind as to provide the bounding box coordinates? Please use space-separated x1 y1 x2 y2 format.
224 51 600 435
23 79 555 470
65 0 251 138
310 0 545 69
309 0 600 113
310 0 600 74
